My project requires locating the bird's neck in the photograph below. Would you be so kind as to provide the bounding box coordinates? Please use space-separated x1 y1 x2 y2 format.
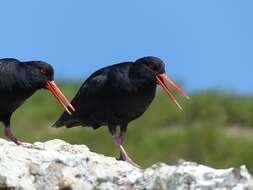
129 63 156 88
13 67 41 91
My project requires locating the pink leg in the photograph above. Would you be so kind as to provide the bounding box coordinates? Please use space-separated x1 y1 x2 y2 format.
4 128 22 145
112 133 140 167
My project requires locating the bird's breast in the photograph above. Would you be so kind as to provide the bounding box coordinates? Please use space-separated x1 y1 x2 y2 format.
0 89 36 114
108 84 157 122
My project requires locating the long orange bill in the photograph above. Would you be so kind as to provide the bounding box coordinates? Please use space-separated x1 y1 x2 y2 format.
155 73 190 110
45 81 75 115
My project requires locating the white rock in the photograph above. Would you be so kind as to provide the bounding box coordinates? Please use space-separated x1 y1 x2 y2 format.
0 138 252 190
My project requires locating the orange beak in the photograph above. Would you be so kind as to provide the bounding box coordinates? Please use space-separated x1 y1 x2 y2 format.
45 81 75 115
155 74 190 110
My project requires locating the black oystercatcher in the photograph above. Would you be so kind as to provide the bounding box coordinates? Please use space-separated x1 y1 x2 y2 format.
0 58 75 145
53 56 189 166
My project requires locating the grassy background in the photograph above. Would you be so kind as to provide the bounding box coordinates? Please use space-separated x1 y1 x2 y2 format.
3 83 253 171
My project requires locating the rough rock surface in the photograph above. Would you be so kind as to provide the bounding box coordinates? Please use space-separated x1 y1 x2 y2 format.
0 139 252 190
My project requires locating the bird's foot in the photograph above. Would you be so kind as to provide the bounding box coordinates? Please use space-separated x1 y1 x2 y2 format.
119 155 141 168
4 128 22 145
119 145 141 168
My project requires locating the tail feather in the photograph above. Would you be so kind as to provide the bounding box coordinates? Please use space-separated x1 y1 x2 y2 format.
52 112 81 128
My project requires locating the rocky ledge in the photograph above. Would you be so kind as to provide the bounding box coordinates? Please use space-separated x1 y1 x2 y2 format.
0 139 252 190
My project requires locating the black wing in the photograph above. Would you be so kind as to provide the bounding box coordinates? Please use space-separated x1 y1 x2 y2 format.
0 59 21 91
53 62 133 128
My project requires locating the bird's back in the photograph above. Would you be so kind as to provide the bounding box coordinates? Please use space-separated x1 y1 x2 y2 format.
0 59 35 117
54 62 157 129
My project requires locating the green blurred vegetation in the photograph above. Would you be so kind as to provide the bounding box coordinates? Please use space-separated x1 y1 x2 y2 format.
3 83 253 171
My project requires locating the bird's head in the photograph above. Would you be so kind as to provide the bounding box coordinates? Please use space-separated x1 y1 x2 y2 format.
135 56 190 110
24 61 75 115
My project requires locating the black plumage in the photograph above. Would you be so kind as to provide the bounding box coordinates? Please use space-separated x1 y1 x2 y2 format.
54 56 189 166
0 58 74 144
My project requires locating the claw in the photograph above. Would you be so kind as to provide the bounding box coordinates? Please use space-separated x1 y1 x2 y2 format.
4 128 22 145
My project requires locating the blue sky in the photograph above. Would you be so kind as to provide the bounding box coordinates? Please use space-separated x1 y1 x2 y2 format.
0 0 252 93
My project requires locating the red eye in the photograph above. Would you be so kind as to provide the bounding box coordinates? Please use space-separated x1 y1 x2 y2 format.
148 63 156 70
40 68 47 75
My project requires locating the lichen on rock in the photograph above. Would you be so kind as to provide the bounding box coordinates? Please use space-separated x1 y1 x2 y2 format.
0 138 252 190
